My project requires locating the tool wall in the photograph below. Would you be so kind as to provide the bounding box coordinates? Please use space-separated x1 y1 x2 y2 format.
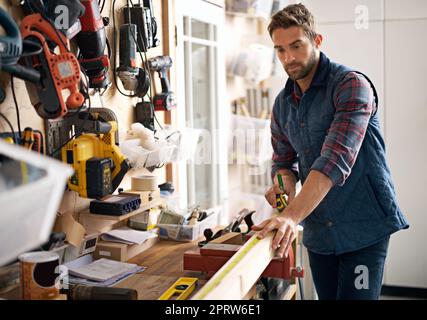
0 0 173 216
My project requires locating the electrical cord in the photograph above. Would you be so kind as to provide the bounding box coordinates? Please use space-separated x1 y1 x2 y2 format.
127 0 165 131
100 0 106 14
10 76 22 139
114 0 163 138
106 37 112 61
0 112 17 144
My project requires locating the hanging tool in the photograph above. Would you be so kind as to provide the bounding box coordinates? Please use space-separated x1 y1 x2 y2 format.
0 6 41 83
135 100 155 131
21 0 85 39
61 115 130 199
158 277 198 300
148 55 176 111
75 0 111 89
120 1 161 131
19 13 85 119
276 174 288 212
116 4 150 97
123 0 160 52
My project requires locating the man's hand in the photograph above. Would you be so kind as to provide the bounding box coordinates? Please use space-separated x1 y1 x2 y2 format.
257 170 334 258
251 215 297 258
265 170 297 208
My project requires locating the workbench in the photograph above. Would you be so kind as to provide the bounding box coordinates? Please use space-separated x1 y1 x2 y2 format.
114 239 208 300
0 234 299 300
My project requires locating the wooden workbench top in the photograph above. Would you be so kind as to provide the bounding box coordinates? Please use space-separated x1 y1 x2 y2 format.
0 239 206 300
115 239 207 300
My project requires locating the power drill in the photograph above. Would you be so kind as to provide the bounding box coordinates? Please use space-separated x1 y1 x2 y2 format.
75 0 110 89
148 56 176 111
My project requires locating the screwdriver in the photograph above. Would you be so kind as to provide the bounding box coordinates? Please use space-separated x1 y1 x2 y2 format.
276 174 288 212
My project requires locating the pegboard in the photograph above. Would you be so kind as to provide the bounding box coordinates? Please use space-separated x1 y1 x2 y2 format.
0 0 174 216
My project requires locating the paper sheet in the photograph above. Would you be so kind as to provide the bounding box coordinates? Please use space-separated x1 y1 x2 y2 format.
101 227 158 245
66 257 141 282
64 255 145 286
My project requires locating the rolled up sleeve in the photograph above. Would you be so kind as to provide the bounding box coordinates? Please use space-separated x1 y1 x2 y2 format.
311 72 376 186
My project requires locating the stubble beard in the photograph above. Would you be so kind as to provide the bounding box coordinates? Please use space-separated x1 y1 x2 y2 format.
285 49 317 81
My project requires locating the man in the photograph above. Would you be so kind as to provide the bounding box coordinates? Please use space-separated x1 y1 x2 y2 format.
252 4 409 300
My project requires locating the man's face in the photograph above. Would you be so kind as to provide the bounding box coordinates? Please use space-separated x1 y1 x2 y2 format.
272 26 320 81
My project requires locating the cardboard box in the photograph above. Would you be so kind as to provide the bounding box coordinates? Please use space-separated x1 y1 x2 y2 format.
93 233 159 261
63 234 99 262
122 190 161 205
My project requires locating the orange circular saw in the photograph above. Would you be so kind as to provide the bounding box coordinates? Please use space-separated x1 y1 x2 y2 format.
20 13 85 119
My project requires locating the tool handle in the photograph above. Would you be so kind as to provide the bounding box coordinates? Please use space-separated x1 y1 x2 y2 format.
69 285 138 300
159 71 171 92
2 64 40 83
277 173 285 191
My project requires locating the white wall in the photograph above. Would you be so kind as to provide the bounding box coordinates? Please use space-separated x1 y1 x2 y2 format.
383 2 427 289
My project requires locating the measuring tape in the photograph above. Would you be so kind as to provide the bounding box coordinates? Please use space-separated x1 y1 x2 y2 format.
158 277 198 300
192 233 273 300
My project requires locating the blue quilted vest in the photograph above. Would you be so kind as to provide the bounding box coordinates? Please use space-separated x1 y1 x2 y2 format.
274 52 409 254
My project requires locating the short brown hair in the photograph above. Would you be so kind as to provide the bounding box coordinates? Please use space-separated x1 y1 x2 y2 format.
268 3 317 40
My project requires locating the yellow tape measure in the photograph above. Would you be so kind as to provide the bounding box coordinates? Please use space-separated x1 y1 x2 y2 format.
158 277 198 300
193 235 262 300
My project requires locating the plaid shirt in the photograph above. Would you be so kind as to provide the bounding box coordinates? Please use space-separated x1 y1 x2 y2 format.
271 53 376 186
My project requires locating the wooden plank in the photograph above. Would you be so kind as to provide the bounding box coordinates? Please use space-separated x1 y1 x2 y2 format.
192 232 274 300
79 199 163 222
282 284 297 301
242 285 257 300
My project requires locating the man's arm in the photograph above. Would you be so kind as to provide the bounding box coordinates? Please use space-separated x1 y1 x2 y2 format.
267 99 300 205
254 170 333 257
254 72 375 257
311 72 376 186
270 100 299 182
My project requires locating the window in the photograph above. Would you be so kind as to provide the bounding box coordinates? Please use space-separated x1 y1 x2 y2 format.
175 0 228 216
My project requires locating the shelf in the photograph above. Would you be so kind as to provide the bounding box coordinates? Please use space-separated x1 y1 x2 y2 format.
79 198 164 222
225 11 267 20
